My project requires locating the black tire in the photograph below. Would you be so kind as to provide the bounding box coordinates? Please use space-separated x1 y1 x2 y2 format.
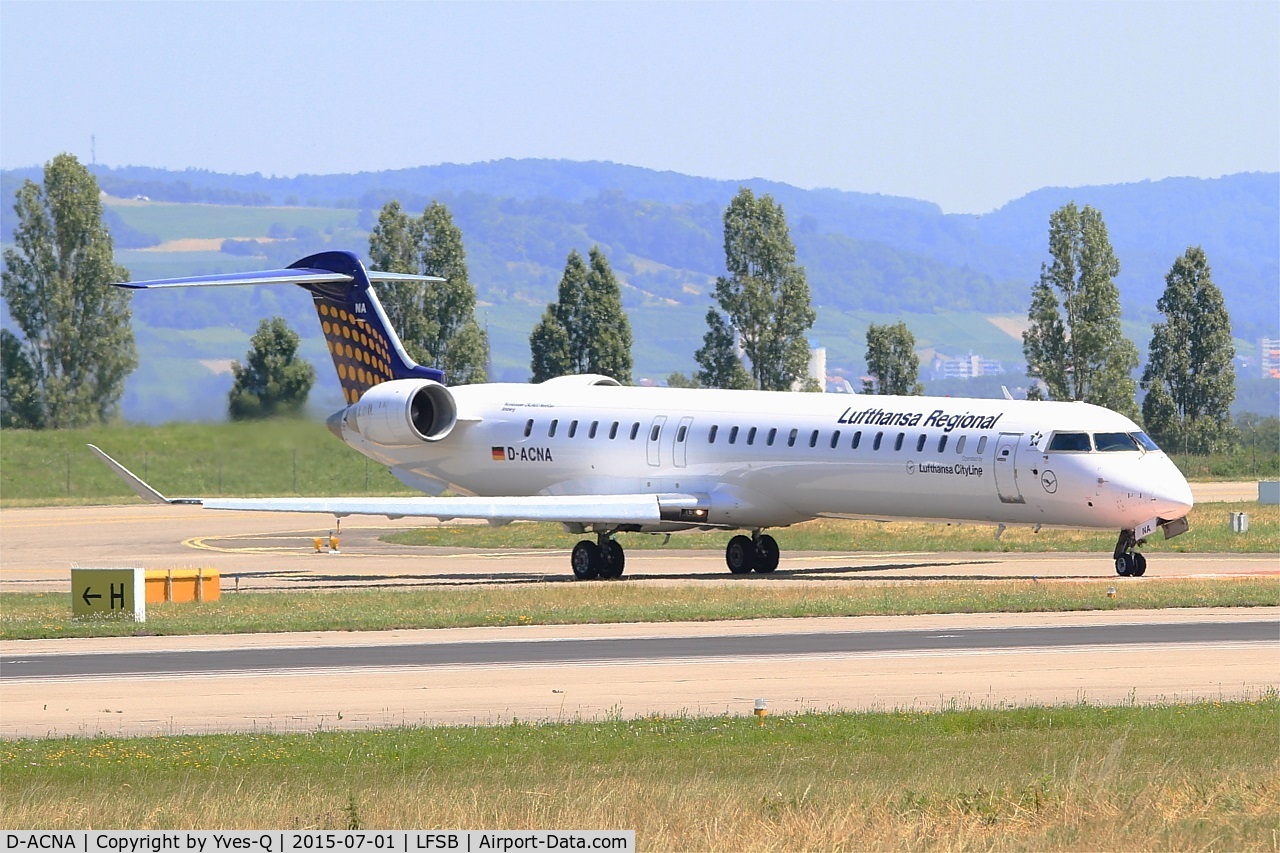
571 540 601 580
726 535 755 574
1115 555 1131 576
754 534 780 573
1130 552 1147 577
599 540 626 579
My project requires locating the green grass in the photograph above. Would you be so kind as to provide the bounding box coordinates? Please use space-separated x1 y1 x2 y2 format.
105 200 360 242
386 500 1279 554
3 698 1277 849
3 579 1275 640
0 420 415 503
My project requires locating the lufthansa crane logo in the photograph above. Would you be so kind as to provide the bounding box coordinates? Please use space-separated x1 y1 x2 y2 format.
1040 470 1058 494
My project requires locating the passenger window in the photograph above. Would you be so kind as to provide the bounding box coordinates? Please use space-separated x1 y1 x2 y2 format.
568 420 578 438
609 422 619 439
937 435 947 453
630 422 641 440
650 424 660 442
873 431 883 451
589 421 599 439
767 428 778 446
916 434 926 452
549 419 558 438
894 433 904 451
747 427 757 445
956 435 966 454
810 430 819 448
1095 432 1140 452
677 425 688 442
524 419 533 438
729 426 739 444
831 430 841 449
1047 432 1091 452
787 428 798 447
709 425 719 444
851 431 861 450
976 436 987 454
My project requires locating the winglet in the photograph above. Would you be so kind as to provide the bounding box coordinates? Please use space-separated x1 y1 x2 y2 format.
87 445 202 506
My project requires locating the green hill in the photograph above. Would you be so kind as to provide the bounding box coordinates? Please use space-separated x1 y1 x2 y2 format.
2 161 1274 422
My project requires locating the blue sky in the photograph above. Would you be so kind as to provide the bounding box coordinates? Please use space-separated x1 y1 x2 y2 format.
2 1 1276 214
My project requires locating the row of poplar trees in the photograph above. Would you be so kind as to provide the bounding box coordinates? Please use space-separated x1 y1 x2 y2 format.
1022 202 1236 454
0 154 1241 457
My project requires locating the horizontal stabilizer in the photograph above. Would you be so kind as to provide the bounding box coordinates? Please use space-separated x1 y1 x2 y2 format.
116 268 442 289
87 445 201 505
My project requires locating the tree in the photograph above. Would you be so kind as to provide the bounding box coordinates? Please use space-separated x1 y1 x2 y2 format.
694 308 752 390
528 311 573 383
700 188 814 391
228 317 316 419
420 202 488 385
863 321 923 395
530 250 589 381
0 329 43 428
665 371 700 389
1140 246 1236 453
367 200 488 384
1 153 137 429
367 201 428 356
528 247 633 383
582 246 633 384
1022 202 1139 417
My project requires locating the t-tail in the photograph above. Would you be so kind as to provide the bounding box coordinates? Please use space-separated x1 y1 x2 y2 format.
117 250 445 402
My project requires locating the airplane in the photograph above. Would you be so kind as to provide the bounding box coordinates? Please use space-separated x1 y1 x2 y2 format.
93 249 1194 580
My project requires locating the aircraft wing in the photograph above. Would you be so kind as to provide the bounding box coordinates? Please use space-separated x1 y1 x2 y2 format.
201 495 670 525
89 445 706 526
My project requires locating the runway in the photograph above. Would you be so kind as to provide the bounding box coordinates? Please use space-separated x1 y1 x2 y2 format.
1 500 1275 738
0 502 1274 592
3 609 1276 738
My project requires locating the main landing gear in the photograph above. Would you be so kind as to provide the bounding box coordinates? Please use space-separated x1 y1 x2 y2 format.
570 529 783 580
1113 529 1147 577
725 531 780 575
571 532 625 580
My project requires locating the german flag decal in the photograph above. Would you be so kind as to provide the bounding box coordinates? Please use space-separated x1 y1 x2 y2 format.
491 446 506 461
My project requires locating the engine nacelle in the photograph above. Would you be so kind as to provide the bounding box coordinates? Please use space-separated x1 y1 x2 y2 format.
345 379 457 446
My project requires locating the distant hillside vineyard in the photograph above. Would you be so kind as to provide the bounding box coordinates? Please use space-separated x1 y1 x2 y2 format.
1 160 1275 423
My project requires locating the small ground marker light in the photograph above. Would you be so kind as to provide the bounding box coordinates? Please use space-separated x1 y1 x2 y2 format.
1107 586 1117 599
754 698 768 726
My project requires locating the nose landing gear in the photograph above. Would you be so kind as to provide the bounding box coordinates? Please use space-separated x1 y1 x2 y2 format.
1113 529 1147 577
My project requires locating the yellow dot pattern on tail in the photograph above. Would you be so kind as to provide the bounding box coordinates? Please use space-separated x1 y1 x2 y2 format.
316 298 395 404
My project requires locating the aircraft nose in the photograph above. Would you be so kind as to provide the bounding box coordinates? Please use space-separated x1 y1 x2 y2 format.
1153 465 1195 518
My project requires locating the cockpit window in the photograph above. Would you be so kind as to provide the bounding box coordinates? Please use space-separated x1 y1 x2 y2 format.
1132 431 1161 452
1047 431 1091 452
1094 432 1141 452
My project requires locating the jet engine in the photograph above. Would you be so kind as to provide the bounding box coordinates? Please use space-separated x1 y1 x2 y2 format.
344 379 457 446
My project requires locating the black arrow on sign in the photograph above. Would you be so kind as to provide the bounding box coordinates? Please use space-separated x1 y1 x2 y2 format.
82 587 102 606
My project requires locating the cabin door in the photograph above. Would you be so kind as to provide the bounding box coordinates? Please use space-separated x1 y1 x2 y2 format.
673 416 694 468
993 432 1025 504
646 416 667 467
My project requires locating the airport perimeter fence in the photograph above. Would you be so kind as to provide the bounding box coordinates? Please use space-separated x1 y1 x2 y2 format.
1 443 416 502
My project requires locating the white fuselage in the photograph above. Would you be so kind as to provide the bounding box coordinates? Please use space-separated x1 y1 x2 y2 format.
334 377 1195 536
